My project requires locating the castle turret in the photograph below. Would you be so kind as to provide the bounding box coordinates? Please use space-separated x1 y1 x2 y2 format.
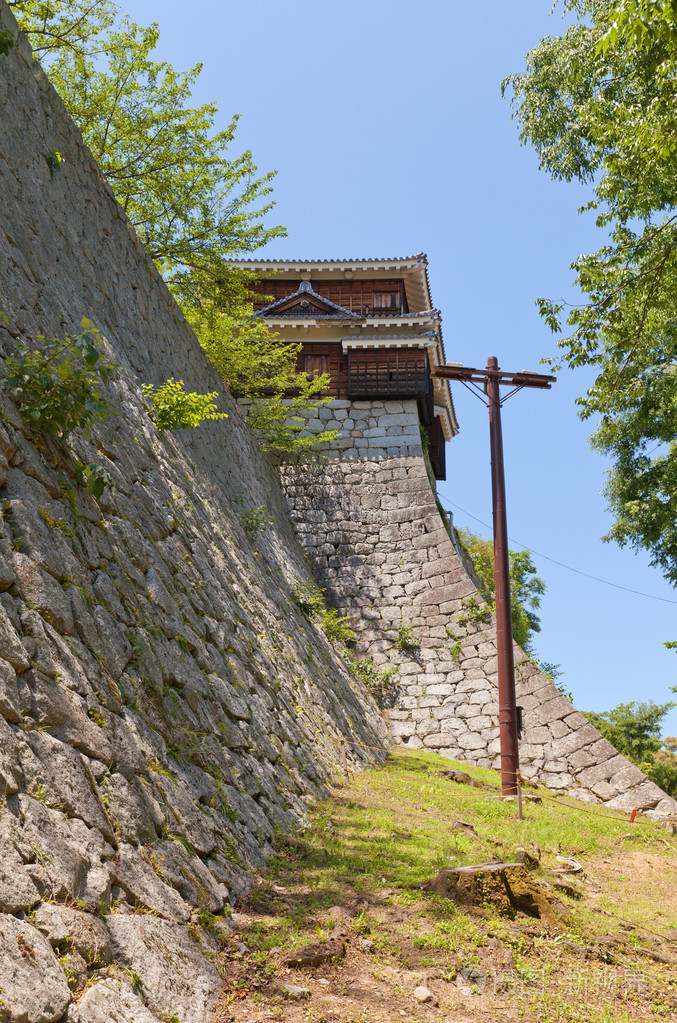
233 254 457 480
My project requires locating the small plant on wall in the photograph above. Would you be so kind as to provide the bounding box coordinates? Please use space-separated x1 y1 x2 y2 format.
345 654 399 705
291 580 357 645
4 319 117 439
142 378 228 431
396 621 421 653
3 317 118 497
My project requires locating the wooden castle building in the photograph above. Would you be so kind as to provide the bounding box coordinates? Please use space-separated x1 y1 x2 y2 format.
232 254 458 479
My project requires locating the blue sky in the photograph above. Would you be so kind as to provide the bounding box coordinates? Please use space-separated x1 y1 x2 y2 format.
122 0 677 731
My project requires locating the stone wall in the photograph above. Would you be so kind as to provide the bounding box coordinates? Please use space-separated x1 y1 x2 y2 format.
283 398 677 816
0 6 388 1022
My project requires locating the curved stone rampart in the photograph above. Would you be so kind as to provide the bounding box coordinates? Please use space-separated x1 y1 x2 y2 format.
283 397 677 816
0 5 388 1020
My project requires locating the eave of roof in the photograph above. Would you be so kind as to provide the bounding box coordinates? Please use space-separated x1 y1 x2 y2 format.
340 332 437 343
230 253 426 269
228 253 433 314
260 310 438 325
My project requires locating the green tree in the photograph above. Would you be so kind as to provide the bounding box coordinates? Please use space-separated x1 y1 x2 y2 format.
186 293 338 456
11 2 284 282
584 700 672 763
504 1 677 584
10 2 336 455
454 527 546 655
8 0 116 66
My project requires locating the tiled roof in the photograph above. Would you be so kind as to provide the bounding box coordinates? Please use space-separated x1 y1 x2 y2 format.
232 253 426 266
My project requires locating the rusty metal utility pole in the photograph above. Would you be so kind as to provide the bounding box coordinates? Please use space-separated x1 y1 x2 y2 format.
434 358 555 795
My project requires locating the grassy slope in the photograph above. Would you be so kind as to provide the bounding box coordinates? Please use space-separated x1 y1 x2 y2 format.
213 749 677 1023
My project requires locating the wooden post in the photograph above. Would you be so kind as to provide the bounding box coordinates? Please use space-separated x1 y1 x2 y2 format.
487 357 519 796
433 360 555 797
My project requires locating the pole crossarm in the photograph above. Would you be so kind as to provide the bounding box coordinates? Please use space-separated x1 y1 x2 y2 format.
434 357 556 797
434 363 556 390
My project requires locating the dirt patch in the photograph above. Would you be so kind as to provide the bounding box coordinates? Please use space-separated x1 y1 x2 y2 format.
587 846 677 934
210 752 677 1023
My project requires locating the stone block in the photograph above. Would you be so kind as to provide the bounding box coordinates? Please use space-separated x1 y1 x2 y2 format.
106 913 222 1023
575 755 629 787
425 683 454 697
0 914 70 1023
34 903 113 966
523 725 552 745
530 695 576 727
390 720 417 738
112 844 190 922
431 706 460 721
0 657 21 723
73 978 159 1023
591 780 618 800
457 732 485 751
403 735 423 749
622 780 668 807
563 711 589 729
421 557 461 580
567 747 598 770
21 730 113 839
539 772 572 789
587 737 619 761
100 772 160 845
549 719 571 740
0 839 41 914
377 413 417 428
612 763 645 790
517 743 546 760
150 839 228 912
550 724 602 758
423 732 459 748
417 718 443 738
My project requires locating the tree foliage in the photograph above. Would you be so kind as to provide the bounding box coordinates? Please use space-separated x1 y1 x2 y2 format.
185 292 338 456
504 0 677 583
584 697 677 795
9 2 336 455
4 319 118 439
454 527 546 655
141 379 228 432
11 1 284 282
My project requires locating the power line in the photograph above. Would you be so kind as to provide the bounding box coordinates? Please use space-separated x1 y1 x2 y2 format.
442 500 677 607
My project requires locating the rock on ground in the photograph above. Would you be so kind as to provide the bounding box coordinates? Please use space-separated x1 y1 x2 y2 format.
421 861 571 927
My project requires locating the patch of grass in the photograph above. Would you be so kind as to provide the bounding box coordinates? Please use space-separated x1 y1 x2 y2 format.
228 749 677 1023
